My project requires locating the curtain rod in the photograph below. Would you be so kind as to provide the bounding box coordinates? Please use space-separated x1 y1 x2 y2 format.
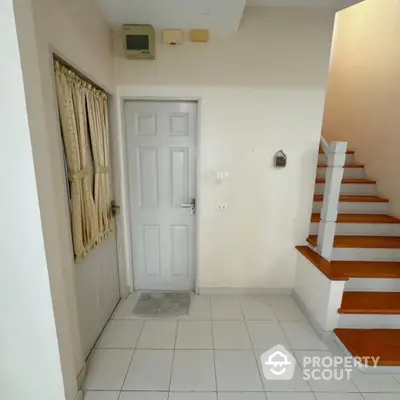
52 53 108 95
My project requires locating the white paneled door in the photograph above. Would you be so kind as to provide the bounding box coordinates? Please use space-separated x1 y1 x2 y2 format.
125 101 198 290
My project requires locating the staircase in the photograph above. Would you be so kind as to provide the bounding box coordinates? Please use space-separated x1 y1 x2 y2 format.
297 147 400 367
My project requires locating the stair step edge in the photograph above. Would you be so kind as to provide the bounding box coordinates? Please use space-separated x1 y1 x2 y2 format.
296 246 400 280
307 235 400 249
339 292 400 315
311 214 400 224
319 150 355 154
338 308 400 315
335 328 400 366
316 178 376 184
318 164 364 168
313 195 389 203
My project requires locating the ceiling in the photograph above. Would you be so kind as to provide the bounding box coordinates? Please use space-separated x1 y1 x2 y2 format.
94 0 364 34
95 0 247 34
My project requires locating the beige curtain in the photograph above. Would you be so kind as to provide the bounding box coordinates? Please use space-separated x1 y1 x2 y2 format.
86 87 115 240
54 61 99 261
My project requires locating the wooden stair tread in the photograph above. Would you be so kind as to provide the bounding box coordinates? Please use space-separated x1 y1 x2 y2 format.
318 163 364 168
296 246 347 281
311 214 400 224
314 194 388 203
319 149 355 154
296 246 400 280
307 235 400 248
316 178 375 184
339 292 400 315
335 328 400 366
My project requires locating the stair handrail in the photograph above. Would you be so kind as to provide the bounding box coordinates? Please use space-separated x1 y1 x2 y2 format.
317 136 348 260
320 136 329 154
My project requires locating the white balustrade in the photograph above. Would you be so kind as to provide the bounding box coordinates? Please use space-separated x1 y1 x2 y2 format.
316 140 347 260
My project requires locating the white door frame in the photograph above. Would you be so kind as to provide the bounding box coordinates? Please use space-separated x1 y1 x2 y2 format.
113 88 202 294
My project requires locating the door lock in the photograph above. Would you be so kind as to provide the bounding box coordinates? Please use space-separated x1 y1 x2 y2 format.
181 198 196 215
111 201 120 217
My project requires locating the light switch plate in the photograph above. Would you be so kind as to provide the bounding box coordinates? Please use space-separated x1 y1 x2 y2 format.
190 29 209 43
216 172 228 180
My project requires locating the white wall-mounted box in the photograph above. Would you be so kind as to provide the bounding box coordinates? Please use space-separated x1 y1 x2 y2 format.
163 29 183 45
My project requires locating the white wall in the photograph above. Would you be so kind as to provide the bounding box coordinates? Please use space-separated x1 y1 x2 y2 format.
294 253 345 332
0 0 67 398
322 0 400 216
114 7 336 290
27 0 115 382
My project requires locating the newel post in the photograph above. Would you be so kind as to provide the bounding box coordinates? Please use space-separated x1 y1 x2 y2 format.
317 141 347 260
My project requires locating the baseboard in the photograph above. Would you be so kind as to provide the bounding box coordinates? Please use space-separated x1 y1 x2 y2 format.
76 363 87 390
74 390 84 400
198 287 292 295
292 289 332 342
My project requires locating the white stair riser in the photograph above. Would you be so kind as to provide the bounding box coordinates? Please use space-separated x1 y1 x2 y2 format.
307 223 319 235
310 222 400 236
332 248 400 262
315 183 377 196
338 314 400 329
313 201 389 214
332 248 400 261
345 278 400 292
317 167 365 179
318 153 356 164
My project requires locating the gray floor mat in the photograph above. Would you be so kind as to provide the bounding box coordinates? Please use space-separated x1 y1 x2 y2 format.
132 292 191 318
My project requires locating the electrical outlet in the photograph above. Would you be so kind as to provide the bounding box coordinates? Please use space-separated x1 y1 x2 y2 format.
216 204 227 211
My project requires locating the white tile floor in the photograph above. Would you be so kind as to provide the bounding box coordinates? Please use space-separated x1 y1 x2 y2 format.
84 294 400 400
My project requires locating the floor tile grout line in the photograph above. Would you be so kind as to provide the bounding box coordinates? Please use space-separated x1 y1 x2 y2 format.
210 297 219 394
350 373 368 394
237 299 255 350
110 389 388 395
275 316 293 352
265 296 280 322
136 319 178 351
289 339 362 394
118 348 135 394
309 325 361 394
210 296 215 321
118 319 146 393
167 318 179 398
93 346 351 351
310 391 318 400
269 304 315 393
239 298 267 398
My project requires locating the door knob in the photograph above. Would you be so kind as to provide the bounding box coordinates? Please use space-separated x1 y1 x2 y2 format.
181 198 196 215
